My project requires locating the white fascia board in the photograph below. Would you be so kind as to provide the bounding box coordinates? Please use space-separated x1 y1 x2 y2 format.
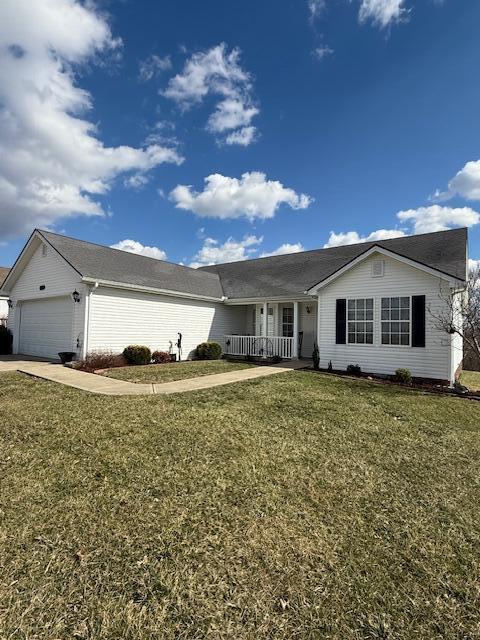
81 277 224 303
306 246 465 294
225 294 315 305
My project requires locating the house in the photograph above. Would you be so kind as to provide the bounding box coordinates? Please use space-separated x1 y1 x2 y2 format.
0 267 10 326
0 227 468 384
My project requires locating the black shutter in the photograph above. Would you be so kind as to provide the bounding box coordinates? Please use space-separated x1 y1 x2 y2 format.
412 295 426 348
336 299 347 344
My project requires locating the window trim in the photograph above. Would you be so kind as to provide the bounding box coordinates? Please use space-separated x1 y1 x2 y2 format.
380 296 412 348
346 297 374 346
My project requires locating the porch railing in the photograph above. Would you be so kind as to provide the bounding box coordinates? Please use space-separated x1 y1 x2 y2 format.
224 335 295 359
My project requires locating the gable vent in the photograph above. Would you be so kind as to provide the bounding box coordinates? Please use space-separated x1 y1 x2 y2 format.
371 260 384 278
41 244 48 257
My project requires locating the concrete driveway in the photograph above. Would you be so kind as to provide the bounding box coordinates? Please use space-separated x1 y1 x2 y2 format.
0 355 56 372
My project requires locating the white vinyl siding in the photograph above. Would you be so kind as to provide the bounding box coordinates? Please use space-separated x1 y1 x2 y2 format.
318 253 454 381
87 286 246 359
7 240 85 357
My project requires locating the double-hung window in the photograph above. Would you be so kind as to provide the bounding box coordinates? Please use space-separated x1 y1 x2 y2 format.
347 298 374 344
282 306 294 337
381 297 410 345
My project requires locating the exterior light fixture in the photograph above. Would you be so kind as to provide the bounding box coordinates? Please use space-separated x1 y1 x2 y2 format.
7 299 13 309
306 305 312 314
72 290 81 303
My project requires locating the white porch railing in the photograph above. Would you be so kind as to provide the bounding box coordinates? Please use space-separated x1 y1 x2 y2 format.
224 335 295 359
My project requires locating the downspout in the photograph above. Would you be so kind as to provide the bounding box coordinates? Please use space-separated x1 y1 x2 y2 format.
82 281 98 359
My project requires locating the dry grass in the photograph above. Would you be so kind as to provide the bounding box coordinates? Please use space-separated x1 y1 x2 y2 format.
102 359 254 383
1 370 480 639
460 370 480 391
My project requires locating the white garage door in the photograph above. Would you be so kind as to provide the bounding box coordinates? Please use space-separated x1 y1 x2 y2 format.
19 297 73 359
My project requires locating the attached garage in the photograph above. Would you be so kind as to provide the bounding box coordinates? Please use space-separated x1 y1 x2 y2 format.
18 297 74 359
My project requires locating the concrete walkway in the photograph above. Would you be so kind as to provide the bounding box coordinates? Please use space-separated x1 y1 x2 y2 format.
1 359 306 396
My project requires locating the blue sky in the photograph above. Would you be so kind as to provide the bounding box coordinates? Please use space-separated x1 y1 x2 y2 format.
1 0 480 268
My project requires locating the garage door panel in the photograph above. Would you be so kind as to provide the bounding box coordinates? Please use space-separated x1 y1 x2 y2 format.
19 297 73 358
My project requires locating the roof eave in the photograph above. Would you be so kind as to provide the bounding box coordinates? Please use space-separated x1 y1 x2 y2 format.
81 277 225 303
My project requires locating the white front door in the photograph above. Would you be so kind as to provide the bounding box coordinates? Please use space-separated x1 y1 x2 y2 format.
18 297 73 358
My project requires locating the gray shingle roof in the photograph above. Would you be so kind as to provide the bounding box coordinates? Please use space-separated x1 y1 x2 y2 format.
37 227 467 301
38 230 224 299
199 228 468 299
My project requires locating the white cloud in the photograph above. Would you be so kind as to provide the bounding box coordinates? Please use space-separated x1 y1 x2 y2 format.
225 126 256 146
123 173 150 190
164 43 258 146
397 205 480 234
111 239 167 261
170 172 313 221
324 228 405 247
189 235 262 268
440 160 480 201
138 54 171 81
358 0 408 28
260 243 305 257
0 0 183 239
313 45 334 60
308 0 326 21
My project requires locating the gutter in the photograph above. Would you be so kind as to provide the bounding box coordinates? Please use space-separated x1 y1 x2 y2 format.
81 277 224 303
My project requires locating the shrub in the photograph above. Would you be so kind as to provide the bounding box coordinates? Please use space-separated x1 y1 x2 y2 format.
152 350 171 364
346 364 362 376
312 343 320 370
75 351 127 373
123 345 151 365
395 368 412 384
196 341 222 360
0 326 13 355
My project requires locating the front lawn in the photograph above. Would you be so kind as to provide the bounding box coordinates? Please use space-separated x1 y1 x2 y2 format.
1 370 479 639
461 369 480 391
102 358 255 383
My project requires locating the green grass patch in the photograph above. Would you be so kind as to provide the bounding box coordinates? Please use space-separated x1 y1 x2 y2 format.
102 359 255 383
1 370 480 639
460 369 480 391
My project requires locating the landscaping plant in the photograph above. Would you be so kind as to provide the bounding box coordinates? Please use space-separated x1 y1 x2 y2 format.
123 345 152 365
346 364 362 376
0 326 13 355
152 351 171 364
395 368 412 384
75 351 127 373
196 341 222 360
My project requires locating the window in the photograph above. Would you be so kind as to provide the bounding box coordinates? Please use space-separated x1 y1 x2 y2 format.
381 297 410 345
282 306 293 337
347 299 373 344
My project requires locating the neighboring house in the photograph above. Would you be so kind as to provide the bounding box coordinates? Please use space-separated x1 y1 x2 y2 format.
0 228 468 383
0 267 10 326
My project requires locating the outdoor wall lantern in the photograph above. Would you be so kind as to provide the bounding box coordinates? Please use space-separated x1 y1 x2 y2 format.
306 305 312 314
72 290 81 303
7 299 13 309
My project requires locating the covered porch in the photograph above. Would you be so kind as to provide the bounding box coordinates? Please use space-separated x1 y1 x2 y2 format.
224 299 317 360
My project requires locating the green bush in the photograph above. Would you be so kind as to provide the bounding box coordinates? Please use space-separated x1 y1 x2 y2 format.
346 364 362 376
196 342 222 360
0 326 13 355
312 343 320 371
122 345 151 365
395 368 412 384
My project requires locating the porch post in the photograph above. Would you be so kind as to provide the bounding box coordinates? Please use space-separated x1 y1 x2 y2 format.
293 301 299 359
262 300 268 358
